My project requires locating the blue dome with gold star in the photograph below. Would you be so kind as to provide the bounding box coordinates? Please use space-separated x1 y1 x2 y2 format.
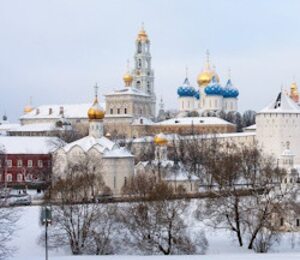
223 79 239 98
204 76 224 96
177 78 196 97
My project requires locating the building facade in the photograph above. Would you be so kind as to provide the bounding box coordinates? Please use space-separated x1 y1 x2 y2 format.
0 136 55 186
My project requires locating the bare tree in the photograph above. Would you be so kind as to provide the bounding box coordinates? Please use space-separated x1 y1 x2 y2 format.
121 177 207 255
44 153 116 255
197 143 290 252
242 110 256 128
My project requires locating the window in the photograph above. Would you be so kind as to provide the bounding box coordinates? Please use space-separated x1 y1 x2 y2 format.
17 174 23 182
6 174 12 182
38 160 43 168
296 219 300 227
117 108 120 114
124 108 127 114
28 160 33 168
137 42 142 53
138 59 142 68
17 160 23 168
124 177 127 187
6 160 12 168
110 108 113 114
280 218 284 226
147 82 151 93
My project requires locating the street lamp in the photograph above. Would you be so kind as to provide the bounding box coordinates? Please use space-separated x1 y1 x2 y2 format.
40 206 52 260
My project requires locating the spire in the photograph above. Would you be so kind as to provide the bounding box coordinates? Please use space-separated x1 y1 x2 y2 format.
206 49 210 65
126 59 130 72
185 66 189 79
94 83 99 101
228 68 231 79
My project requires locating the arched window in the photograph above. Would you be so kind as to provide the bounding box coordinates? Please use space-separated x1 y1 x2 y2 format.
6 174 12 182
137 42 142 53
17 174 23 182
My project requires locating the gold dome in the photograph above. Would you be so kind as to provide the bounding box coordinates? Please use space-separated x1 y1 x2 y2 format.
154 133 168 146
197 50 220 87
137 25 149 42
88 97 105 120
123 72 133 87
197 66 220 87
24 105 33 114
290 81 299 103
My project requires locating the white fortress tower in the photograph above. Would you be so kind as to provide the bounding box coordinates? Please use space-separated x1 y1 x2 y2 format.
131 24 156 117
256 91 300 164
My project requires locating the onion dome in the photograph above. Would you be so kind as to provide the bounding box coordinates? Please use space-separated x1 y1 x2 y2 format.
154 133 168 146
88 85 105 120
24 97 34 114
123 72 133 87
204 76 224 96
24 105 33 114
290 81 299 103
194 90 200 100
123 60 133 87
136 24 149 42
197 51 220 87
177 78 196 97
223 79 239 98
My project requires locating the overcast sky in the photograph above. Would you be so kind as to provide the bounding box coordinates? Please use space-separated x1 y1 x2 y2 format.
1 0 300 122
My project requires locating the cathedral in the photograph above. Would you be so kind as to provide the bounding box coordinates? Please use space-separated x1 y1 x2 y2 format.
177 51 239 115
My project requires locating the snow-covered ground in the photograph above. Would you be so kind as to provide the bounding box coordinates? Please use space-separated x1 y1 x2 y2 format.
8 205 300 260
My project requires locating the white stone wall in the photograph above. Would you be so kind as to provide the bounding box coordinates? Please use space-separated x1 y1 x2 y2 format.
223 98 238 112
256 113 300 164
52 146 134 197
178 97 195 112
202 95 223 111
102 157 134 196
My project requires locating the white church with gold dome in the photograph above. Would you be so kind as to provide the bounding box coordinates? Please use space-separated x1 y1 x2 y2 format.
177 51 239 115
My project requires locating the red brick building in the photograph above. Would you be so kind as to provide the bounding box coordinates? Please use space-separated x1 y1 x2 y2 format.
0 137 56 186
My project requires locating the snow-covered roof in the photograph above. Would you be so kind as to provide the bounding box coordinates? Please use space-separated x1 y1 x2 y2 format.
0 136 59 154
8 122 71 133
61 135 133 158
62 136 116 153
132 117 154 125
105 87 149 97
20 103 105 120
103 147 133 158
131 132 256 144
243 124 256 132
0 123 20 131
155 117 234 126
259 92 300 114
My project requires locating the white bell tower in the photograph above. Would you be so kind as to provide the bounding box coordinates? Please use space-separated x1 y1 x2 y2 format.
132 24 156 117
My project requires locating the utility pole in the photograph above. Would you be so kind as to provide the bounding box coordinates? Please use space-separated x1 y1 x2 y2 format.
41 206 52 260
